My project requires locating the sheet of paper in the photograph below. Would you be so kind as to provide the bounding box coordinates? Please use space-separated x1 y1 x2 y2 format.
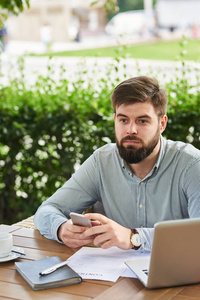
67 246 150 282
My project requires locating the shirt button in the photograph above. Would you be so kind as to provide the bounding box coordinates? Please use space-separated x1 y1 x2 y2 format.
140 226 144 228
140 181 144 185
139 204 143 208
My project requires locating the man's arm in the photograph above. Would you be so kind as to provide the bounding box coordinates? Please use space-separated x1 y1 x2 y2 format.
34 154 99 242
184 159 200 218
136 227 154 251
136 158 200 252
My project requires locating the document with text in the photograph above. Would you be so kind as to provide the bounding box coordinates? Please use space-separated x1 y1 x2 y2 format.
67 247 150 282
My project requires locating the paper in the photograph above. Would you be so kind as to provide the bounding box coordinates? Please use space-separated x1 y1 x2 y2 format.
67 247 150 282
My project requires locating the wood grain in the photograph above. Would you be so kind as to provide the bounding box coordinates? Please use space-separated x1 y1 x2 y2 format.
0 225 200 300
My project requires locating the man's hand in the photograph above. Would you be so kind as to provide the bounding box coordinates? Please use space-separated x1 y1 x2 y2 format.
81 213 132 250
58 219 95 248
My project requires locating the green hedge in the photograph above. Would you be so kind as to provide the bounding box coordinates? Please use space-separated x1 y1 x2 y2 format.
1 56 200 224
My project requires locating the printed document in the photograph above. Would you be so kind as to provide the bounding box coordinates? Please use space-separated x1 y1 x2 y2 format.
67 246 150 282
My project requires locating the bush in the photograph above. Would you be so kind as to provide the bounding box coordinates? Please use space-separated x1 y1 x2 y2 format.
0 57 118 224
165 66 200 148
0 51 200 224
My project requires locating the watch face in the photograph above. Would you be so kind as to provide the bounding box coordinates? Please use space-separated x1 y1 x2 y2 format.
131 234 141 247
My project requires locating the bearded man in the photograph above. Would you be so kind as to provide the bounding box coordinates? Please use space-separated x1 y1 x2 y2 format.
34 76 200 251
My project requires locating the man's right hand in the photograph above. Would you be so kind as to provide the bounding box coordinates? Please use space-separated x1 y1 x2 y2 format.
57 220 95 248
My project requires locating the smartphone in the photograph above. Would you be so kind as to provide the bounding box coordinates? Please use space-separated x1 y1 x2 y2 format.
70 212 92 227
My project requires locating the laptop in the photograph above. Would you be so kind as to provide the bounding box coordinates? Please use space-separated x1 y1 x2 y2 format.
126 218 200 289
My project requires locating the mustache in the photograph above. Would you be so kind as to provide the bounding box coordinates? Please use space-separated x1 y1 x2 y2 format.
121 136 142 143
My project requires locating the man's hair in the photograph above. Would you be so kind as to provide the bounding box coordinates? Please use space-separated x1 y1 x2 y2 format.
111 76 168 117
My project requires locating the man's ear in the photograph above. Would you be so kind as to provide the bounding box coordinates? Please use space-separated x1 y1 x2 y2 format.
160 115 168 133
113 113 116 120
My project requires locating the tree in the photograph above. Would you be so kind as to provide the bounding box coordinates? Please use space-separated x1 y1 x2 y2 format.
0 0 29 15
118 0 143 12
92 0 157 14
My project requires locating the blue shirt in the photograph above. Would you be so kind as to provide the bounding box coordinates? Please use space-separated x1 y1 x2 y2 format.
34 136 200 251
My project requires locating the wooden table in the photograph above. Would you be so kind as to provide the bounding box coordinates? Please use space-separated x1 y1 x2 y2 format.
1 225 200 300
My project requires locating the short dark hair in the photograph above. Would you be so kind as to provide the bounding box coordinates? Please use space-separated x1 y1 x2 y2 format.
111 76 168 117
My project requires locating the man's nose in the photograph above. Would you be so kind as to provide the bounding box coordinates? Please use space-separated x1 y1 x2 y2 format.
127 122 137 135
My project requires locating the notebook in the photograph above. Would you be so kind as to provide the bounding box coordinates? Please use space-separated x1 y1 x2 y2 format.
15 256 82 291
126 218 200 289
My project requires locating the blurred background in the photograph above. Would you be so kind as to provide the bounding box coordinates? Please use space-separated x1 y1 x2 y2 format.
1 0 200 225
1 0 200 55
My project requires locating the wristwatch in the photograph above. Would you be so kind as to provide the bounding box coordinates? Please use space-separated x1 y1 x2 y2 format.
130 229 141 250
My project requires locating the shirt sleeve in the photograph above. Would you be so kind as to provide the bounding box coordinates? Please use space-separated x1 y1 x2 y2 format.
34 153 100 240
136 228 154 252
183 159 200 218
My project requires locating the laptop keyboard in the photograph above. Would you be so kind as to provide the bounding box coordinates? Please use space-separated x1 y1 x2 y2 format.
142 269 149 276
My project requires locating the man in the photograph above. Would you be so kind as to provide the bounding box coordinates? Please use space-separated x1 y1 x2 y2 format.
34 76 200 252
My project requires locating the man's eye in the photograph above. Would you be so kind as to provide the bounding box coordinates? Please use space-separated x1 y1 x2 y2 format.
120 119 128 123
139 119 147 124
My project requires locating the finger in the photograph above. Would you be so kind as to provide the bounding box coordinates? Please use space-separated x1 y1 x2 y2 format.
64 237 95 248
93 231 111 247
91 220 102 227
100 240 115 249
65 229 93 241
84 213 109 224
69 223 90 233
80 224 107 238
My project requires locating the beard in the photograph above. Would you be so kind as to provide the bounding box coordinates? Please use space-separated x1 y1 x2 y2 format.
116 127 160 164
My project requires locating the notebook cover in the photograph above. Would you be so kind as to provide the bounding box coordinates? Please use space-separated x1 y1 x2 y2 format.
15 256 82 291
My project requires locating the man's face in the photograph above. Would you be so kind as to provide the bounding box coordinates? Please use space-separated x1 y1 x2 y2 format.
114 102 167 164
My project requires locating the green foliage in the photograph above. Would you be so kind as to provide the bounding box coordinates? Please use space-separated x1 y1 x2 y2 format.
118 0 143 12
0 0 29 15
165 69 200 148
163 38 200 148
0 57 118 224
1 40 200 224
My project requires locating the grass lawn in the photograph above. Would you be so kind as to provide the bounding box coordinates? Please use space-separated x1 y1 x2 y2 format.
36 39 200 61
